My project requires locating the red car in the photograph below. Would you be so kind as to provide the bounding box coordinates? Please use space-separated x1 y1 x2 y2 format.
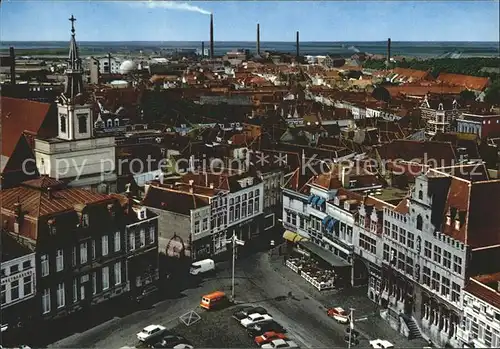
254 331 288 346
326 307 350 324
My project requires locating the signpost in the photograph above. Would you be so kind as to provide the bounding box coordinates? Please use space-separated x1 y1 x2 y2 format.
225 232 245 301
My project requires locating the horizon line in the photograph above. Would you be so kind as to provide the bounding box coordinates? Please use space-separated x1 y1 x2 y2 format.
1 40 499 44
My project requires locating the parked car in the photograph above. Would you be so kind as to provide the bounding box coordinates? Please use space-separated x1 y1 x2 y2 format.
369 339 394 348
190 259 215 275
247 320 287 337
150 335 191 348
326 307 349 324
240 313 273 328
255 331 288 346
261 339 298 349
233 306 268 321
137 325 167 342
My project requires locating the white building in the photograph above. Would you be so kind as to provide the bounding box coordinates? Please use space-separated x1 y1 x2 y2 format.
456 273 500 348
1 235 36 332
34 18 117 192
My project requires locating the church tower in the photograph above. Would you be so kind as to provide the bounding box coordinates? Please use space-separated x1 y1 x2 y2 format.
34 15 117 192
57 15 93 141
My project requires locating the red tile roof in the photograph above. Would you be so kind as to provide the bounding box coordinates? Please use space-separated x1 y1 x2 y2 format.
392 67 432 81
1 97 53 158
0 176 113 219
377 140 456 166
464 274 500 310
437 73 490 91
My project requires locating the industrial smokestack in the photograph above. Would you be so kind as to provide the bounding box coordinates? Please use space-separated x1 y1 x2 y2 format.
257 23 261 55
296 31 300 58
201 42 205 58
386 38 391 69
210 13 214 59
9 47 15 85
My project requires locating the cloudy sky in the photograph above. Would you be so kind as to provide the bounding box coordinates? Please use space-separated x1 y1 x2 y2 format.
1 0 499 42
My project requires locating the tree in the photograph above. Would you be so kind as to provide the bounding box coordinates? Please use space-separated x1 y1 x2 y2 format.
460 90 477 103
484 80 500 105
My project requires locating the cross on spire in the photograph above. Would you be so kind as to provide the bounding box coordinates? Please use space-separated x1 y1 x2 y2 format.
69 15 76 35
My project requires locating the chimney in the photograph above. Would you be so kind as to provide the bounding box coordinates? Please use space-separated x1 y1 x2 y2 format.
209 183 214 189
201 42 205 57
296 31 300 58
47 187 52 200
210 13 214 59
386 38 391 69
108 52 112 74
257 23 261 55
340 166 350 188
9 46 15 85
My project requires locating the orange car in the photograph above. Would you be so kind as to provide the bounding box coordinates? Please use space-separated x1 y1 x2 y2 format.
254 331 288 346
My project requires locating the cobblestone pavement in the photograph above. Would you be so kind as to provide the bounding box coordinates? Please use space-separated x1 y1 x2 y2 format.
47 251 428 349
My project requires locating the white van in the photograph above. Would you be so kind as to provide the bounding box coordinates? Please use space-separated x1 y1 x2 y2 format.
190 259 215 275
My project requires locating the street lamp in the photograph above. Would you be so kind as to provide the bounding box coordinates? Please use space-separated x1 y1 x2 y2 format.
225 232 245 301
348 308 355 349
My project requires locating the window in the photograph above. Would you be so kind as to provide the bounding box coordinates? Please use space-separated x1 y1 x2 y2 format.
149 226 155 243
102 235 109 256
10 264 19 274
452 282 460 303
22 275 32 297
114 231 121 252
424 241 432 258
114 262 122 285
255 189 260 197
57 283 65 308
92 272 97 295
102 267 109 290
453 255 462 274
78 114 88 133
423 266 431 286
60 115 67 133
129 232 136 250
391 224 398 240
42 289 51 314
248 200 253 215
291 214 297 226
41 254 49 276
80 242 88 264
1 285 5 305
194 221 200 234
229 206 234 222
405 256 413 276
399 228 406 245
22 260 31 270
359 233 377 254
397 252 405 270
432 271 440 291
407 232 414 249
299 217 304 229
72 246 77 266
140 229 146 247
441 276 450 297
383 244 390 261
114 118 120 127
56 249 64 271
443 250 451 269
433 245 442 263
73 278 78 303
416 215 423 230
254 199 259 212
235 205 240 220
202 218 208 231
418 190 423 200
384 220 390 236
91 239 96 260
11 280 19 301
82 213 89 227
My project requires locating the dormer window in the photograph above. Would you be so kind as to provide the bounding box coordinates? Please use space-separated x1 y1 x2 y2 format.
114 118 120 127
438 103 444 111
107 119 113 128
446 215 451 226
77 114 88 134
454 219 460 230
60 114 67 133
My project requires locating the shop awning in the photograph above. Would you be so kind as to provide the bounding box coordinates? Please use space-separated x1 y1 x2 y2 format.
308 195 315 204
327 218 338 232
298 240 350 267
311 196 320 206
316 198 326 207
322 215 332 226
283 230 308 243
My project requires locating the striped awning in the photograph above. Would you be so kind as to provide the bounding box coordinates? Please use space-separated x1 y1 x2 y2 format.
327 218 338 232
322 215 332 226
308 195 315 204
311 196 320 206
316 198 326 207
283 230 308 243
